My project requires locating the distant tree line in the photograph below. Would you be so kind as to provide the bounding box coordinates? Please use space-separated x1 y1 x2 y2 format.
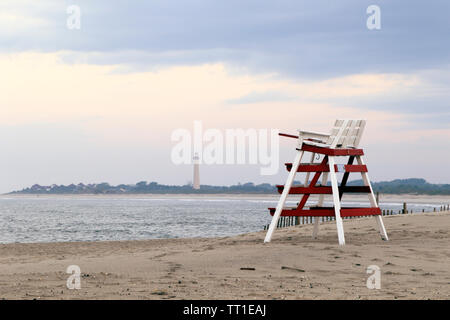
8 178 450 195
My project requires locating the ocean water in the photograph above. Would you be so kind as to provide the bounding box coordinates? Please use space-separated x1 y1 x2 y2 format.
0 195 445 244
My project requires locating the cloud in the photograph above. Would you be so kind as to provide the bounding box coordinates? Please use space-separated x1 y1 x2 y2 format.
226 91 297 104
0 0 449 80
0 2 449 190
292 69 450 117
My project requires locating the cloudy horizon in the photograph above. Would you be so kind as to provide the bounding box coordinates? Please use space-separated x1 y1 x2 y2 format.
1 1 449 193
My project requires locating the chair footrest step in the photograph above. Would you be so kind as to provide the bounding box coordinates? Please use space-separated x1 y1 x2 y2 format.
285 163 367 173
276 185 371 194
268 207 381 217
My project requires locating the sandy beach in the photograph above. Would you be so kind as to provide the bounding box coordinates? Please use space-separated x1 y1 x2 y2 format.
0 210 448 300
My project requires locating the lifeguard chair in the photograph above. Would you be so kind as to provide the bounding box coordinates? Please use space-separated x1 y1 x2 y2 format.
264 120 388 245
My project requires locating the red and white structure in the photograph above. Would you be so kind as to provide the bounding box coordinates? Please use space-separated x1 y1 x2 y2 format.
264 120 388 245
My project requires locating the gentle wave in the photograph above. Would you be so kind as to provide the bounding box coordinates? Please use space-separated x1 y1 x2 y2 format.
0 195 443 243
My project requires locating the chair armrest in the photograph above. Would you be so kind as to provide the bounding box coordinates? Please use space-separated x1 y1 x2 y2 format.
297 130 330 140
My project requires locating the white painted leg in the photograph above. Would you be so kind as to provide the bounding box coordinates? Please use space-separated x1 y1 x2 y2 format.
264 150 304 243
356 156 389 241
374 215 388 241
329 157 345 245
312 171 328 239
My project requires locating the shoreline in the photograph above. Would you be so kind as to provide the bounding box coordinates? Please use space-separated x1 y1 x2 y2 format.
2 193 450 202
0 210 448 299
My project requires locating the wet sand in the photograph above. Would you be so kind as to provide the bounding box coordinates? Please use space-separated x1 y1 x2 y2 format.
0 210 448 300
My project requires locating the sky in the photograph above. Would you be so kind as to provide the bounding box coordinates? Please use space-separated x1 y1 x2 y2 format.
0 0 449 193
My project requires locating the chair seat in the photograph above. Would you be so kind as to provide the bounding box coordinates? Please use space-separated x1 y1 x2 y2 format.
302 140 331 148
303 139 351 149
299 143 364 156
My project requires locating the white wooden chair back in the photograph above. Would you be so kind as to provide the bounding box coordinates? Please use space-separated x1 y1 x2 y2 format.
326 120 366 148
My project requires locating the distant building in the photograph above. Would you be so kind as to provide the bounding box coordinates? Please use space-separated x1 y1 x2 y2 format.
193 153 200 189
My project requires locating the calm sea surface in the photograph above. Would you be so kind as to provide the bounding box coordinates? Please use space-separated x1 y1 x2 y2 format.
0 195 445 243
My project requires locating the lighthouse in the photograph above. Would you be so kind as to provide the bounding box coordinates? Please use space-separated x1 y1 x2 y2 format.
193 153 200 189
